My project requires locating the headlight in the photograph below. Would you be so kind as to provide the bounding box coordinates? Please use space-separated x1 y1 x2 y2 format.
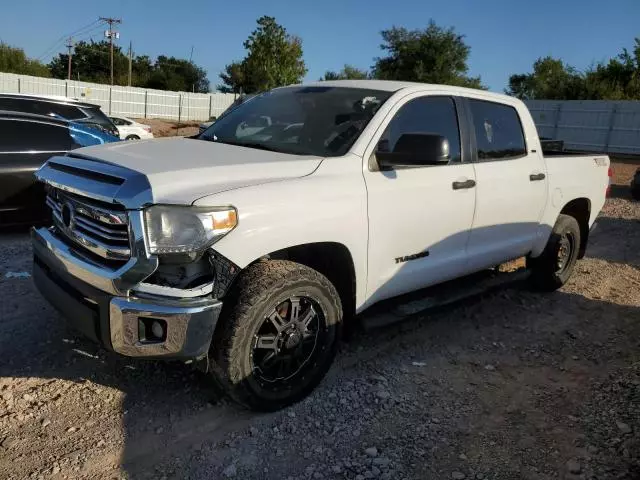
144 205 237 255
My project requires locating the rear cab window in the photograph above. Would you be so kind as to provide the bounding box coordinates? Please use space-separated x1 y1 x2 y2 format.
468 99 526 160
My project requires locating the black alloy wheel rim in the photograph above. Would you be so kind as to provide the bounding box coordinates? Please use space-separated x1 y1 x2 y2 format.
251 296 323 386
556 230 575 274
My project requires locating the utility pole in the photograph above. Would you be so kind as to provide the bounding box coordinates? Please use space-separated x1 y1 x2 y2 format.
190 46 195 92
66 37 74 80
128 41 132 86
100 17 121 85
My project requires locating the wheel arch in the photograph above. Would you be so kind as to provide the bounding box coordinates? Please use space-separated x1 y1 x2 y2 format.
559 197 591 259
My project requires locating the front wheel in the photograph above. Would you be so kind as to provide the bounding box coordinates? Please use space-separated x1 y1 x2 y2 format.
209 260 342 411
527 214 581 291
125 134 140 140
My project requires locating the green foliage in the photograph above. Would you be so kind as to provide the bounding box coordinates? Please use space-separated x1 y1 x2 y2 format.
506 57 585 100
218 16 307 94
371 21 485 89
321 65 370 81
0 43 50 77
507 38 640 100
217 62 246 94
146 56 209 92
47 40 209 92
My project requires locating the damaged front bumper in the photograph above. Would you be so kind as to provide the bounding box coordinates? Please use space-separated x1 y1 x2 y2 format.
32 226 222 360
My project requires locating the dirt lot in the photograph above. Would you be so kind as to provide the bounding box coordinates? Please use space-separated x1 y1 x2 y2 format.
135 118 200 138
0 160 638 480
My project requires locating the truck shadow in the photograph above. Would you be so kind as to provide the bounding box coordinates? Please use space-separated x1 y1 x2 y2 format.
1 267 639 478
586 216 640 267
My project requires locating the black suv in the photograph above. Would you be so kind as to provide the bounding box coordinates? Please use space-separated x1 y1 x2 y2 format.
0 111 117 226
0 93 118 137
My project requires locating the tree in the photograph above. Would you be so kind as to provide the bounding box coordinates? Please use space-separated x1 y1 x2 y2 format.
218 16 306 94
218 61 246 93
321 64 369 81
146 56 209 92
506 57 586 100
49 40 127 83
506 39 640 100
372 21 485 89
583 39 640 100
48 41 210 91
0 43 50 77
132 55 153 87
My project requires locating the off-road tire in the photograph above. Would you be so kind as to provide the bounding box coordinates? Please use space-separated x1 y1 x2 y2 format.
527 214 581 291
209 260 342 411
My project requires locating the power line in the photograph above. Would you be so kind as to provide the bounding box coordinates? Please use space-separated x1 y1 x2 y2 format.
36 19 102 60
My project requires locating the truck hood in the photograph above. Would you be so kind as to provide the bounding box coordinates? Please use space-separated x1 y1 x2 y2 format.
74 137 323 204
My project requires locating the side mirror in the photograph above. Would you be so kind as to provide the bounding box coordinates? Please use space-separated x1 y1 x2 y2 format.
376 133 450 169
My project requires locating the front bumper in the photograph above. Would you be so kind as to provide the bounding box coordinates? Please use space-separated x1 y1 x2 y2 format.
32 227 222 360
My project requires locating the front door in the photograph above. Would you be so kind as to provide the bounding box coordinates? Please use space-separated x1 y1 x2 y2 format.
465 98 548 271
363 94 477 306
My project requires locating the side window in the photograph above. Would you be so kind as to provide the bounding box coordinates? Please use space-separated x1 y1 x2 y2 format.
0 98 40 115
0 119 73 151
468 99 526 160
377 96 461 163
0 98 85 120
111 117 123 126
47 103 86 120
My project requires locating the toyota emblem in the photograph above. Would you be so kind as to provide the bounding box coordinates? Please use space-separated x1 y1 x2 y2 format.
61 202 75 229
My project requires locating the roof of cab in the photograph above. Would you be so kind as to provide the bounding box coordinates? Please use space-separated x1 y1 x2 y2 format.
298 79 516 103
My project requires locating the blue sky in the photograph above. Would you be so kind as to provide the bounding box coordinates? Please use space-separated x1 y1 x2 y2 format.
1 0 638 92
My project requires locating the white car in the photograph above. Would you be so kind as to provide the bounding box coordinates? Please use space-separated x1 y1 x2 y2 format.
109 116 154 140
33 80 610 411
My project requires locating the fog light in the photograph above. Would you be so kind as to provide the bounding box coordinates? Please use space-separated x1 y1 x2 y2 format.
138 317 167 343
151 320 164 339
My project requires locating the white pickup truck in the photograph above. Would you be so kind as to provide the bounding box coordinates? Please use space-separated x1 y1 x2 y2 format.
32 80 610 410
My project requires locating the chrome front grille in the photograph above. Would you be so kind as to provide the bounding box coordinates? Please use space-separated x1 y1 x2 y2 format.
46 189 131 261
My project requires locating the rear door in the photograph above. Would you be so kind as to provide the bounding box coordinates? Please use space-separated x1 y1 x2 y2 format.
465 99 547 270
0 119 72 211
364 94 477 305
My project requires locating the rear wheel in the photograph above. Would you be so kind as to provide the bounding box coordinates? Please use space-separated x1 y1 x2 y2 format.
125 134 140 140
209 260 342 411
527 214 581 291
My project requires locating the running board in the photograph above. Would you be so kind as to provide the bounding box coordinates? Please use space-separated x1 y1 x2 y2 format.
359 268 530 331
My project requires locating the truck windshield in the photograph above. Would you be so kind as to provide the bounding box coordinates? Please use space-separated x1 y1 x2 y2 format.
198 86 392 157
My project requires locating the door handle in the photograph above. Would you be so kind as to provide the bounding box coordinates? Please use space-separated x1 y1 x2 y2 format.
529 172 546 181
452 179 476 190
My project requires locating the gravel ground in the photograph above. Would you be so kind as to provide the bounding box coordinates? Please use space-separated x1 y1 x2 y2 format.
135 119 200 138
0 161 638 480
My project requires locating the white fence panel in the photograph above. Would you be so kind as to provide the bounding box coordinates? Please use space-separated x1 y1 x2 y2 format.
525 100 640 155
0 72 235 121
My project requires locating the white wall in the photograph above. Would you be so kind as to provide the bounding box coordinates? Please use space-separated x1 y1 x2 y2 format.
525 100 640 155
0 72 236 121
